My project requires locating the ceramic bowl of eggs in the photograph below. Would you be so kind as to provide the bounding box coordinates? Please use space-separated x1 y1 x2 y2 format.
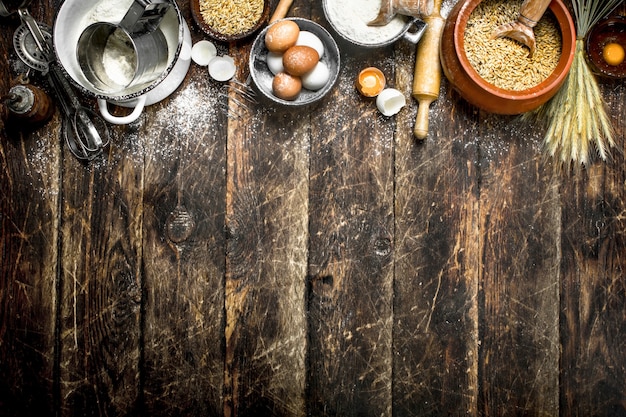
249 17 340 106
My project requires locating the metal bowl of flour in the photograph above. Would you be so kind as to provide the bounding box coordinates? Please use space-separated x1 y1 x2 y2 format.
322 0 425 48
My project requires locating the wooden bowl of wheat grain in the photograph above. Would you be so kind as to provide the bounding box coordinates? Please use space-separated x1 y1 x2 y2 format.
440 0 576 115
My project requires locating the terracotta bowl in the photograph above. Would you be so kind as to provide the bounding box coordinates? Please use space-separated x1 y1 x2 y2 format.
440 0 576 115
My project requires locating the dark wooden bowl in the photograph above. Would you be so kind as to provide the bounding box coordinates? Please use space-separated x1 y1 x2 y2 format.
440 0 576 115
190 0 270 42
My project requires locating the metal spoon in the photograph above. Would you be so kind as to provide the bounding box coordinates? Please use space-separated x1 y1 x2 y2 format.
491 0 552 58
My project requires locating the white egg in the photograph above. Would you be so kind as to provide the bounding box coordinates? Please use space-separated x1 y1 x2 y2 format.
209 56 236 81
302 61 330 91
296 31 324 59
266 51 284 75
376 88 406 116
191 40 217 66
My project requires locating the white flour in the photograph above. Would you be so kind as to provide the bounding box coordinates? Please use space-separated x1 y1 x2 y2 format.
325 0 408 46
102 29 137 87
85 0 133 25
82 0 138 89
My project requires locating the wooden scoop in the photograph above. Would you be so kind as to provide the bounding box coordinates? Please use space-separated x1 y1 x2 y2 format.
369 0 422 26
491 0 552 58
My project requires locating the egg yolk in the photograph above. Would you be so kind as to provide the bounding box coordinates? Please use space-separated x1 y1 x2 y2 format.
602 42 625 66
356 67 386 97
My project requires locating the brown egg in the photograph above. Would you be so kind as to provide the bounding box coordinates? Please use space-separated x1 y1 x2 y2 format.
272 72 302 100
265 20 300 53
283 45 319 76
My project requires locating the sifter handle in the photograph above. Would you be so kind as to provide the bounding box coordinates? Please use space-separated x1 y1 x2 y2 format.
119 0 170 34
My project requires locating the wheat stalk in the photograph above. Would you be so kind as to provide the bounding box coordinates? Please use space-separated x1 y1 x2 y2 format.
535 0 621 166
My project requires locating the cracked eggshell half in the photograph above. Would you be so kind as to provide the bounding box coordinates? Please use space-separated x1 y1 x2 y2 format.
209 55 236 81
191 40 217 66
376 88 406 116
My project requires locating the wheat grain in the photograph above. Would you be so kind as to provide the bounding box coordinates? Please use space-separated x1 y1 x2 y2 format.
199 0 264 36
464 0 562 91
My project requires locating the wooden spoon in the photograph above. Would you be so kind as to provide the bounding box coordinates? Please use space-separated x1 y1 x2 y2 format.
491 0 552 58
369 0 422 26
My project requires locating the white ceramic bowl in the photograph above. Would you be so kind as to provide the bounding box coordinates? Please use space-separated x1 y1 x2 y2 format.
54 0 191 123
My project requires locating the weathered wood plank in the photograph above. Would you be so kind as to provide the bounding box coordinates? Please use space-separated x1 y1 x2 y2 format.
0 111 60 417
560 77 626 416
140 43 227 415
223 3 310 414
0 4 60 416
58 144 143 415
1 2 146 414
392 31 480 415
477 115 560 416
1 1 626 416
306 27 395 415
56 111 144 417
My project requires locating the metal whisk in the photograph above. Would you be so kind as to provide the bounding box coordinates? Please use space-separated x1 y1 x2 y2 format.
219 77 257 119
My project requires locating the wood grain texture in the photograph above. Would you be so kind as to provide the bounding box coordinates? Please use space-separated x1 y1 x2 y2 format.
560 79 626 417
55 0 142 405
477 114 560 416
306 31 395 415
393 34 480 416
0 4 59 416
223 2 309 414
140 48 227 415
58 135 143 415
0 1 625 416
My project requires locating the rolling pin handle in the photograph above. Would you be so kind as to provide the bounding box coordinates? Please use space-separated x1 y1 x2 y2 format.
269 0 293 23
414 98 433 140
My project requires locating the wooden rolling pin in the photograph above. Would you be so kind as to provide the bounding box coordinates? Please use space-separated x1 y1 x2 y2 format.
269 0 293 23
412 0 445 140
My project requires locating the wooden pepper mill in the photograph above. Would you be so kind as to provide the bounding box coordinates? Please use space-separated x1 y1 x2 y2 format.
2 82 55 125
412 0 445 139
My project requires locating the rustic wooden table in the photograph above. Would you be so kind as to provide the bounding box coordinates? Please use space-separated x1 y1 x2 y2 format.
1 0 625 416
